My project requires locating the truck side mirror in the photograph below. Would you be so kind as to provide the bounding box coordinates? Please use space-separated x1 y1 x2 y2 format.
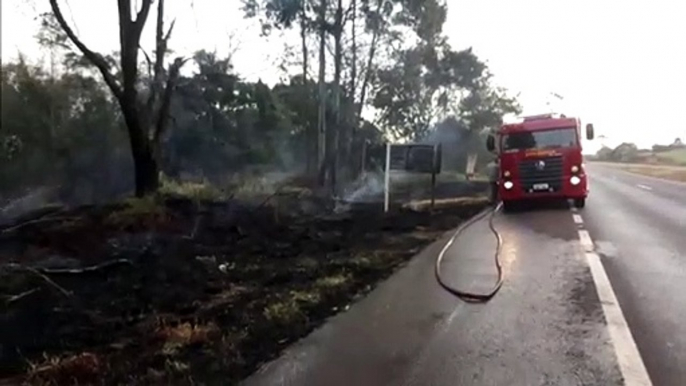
486 135 495 152
586 123 595 140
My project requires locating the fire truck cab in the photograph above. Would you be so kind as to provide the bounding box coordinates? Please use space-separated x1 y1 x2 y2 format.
486 114 594 210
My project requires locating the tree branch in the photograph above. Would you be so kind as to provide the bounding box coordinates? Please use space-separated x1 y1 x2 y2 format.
3 288 40 305
49 0 123 100
154 57 188 142
164 19 176 42
140 46 153 77
133 0 154 36
5 264 72 297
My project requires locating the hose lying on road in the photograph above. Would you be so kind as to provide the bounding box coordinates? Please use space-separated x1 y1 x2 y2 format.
435 202 503 303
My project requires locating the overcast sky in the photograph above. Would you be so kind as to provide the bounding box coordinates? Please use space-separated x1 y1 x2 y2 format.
3 0 685 152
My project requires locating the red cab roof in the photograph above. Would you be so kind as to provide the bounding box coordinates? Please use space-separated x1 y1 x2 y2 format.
500 114 579 134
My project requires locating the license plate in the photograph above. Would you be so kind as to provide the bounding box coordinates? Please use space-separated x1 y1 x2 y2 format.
532 183 549 190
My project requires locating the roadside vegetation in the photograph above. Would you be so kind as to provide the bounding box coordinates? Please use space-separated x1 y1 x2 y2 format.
594 162 686 183
591 138 686 182
593 138 686 166
1 0 516 384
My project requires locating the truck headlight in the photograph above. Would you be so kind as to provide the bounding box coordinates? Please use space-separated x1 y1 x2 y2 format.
503 181 514 190
571 165 579 173
570 176 581 185
503 170 511 177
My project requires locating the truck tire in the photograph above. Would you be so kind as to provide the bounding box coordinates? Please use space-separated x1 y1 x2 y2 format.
489 182 498 205
502 200 515 213
573 198 586 209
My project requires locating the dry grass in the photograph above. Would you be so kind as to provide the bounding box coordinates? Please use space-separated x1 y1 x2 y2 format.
159 177 226 201
103 196 171 229
624 165 686 182
156 322 221 355
403 195 489 211
263 298 305 324
596 162 686 183
315 274 351 290
26 352 103 386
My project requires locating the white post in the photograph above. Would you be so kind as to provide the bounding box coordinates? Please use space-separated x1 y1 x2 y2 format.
384 142 391 213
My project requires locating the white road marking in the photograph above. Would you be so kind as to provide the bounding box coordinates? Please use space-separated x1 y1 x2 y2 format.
637 184 652 191
574 214 652 386
585 251 653 386
577 229 594 252
572 214 583 224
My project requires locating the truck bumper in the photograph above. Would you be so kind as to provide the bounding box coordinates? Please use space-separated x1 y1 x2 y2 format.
498 174 588 202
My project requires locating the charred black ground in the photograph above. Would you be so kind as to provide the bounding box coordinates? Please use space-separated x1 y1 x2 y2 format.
0 182 488 385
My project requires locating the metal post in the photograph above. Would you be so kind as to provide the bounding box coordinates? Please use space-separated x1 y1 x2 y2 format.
384 142 391 213
431 144 437 210
431 170 436 210
360 141 367 175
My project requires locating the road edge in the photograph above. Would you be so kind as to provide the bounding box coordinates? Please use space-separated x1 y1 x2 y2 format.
573 208 653 386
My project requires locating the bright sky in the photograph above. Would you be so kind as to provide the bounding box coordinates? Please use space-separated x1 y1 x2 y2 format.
3 0 685 153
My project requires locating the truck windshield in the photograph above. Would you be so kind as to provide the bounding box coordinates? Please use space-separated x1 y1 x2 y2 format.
502 127 578 151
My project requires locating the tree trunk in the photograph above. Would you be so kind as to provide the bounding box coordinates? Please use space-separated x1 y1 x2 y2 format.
49 0 159 197
122 105 159 197
120 20 160 196
350 0 357 100
328 0 344 193
316 0 327 186
357 0 383 121
346 0 357 171
300 9 315 175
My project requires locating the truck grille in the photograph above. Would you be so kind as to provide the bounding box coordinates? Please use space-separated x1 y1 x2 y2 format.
518 156 564 193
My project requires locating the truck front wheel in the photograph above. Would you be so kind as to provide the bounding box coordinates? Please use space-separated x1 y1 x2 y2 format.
502 200 515 213
573 198 586 209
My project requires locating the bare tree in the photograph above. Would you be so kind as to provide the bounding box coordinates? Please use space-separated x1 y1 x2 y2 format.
316 0 327 185
48 0 185 196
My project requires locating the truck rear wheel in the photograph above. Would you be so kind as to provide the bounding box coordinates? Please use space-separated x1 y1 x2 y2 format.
573 198 586 209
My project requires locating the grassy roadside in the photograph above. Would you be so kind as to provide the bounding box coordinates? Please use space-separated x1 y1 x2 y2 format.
0 193 488 385
592 161 686 183
656 148 686 166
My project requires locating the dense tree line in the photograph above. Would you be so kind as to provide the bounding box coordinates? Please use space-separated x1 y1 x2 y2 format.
1 0 519 202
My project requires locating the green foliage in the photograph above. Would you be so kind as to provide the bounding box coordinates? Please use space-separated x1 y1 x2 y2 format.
658 148 686 165
242 0 307 35
3 0 521 204
595 142 639 163
370 0 519 141
0 47 326 203
167 51 313 178
392 0 447 42
0 58 130 202
373 45 510 140
458 73 521 134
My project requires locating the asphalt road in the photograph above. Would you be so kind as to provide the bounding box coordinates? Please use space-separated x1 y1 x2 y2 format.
582 163 686 386
242 163 684 386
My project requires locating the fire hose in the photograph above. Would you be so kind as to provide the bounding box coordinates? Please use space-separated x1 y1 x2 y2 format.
435 201 504 303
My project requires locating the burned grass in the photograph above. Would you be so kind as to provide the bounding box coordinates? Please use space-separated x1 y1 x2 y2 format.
0 193 487 385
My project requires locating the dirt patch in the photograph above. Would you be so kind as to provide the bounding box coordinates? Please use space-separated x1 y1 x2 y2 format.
0 193 487 385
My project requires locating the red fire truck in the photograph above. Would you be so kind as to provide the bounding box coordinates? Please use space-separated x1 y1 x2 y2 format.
486 114 595 210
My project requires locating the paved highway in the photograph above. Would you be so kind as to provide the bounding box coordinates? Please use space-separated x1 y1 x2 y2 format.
243 163 685 386
582 163 686 386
